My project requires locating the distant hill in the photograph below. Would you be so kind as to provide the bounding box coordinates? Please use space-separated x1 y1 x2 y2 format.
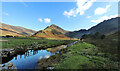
0 23 36 36
32 24 70 39
65 17 119 38
1 17 119 38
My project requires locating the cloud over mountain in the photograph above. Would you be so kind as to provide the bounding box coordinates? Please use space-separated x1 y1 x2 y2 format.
63 0 96 18
95 5 111 15
91 14 118 23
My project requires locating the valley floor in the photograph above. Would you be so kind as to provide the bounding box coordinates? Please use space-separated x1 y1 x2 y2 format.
1 37 75 49
37 41 118 69
1 36 118 70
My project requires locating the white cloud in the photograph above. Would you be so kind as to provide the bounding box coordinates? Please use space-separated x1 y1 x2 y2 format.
63 0 96 18
38 18 51 23
95 5 111 15
44 18 51 23
91 14 118 23
63 9 76 18
39 18 43 22
87 16 91 18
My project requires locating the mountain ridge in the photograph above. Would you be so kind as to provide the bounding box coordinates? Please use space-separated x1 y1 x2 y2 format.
1 17 119 39
65 17 119 38
0 23 36 36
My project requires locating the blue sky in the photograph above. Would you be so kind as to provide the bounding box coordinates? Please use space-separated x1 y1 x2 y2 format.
2 1 118 31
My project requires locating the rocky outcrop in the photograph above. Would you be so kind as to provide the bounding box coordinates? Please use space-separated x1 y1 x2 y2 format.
0 62 17 70
0 49 15 58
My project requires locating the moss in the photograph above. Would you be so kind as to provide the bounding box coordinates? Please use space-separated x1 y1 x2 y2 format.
46 48 52 51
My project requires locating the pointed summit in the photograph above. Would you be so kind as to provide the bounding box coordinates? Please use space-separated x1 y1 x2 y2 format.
51 24 56 26
44 24 58 30
32 24 70 39
50 24 58 27
49 24 68 34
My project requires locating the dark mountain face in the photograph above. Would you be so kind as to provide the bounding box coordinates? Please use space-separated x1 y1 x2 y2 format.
88 17 119 34
65 29 87 38
65 17 119 38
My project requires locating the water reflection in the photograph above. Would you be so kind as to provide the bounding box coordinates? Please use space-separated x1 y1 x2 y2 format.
44 55 50 58
12 50 40 60
3 49 55 69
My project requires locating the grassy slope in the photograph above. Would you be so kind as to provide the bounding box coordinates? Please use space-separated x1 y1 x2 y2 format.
37 31 118 69
0 23 36 36
1 30 23 37
53 42 118 69
84 31 118 55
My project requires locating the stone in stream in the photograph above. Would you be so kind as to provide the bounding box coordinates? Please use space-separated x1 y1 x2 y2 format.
7 62 13 69
4 63 9 66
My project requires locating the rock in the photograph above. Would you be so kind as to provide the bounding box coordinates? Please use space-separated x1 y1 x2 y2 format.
47 66 54 70
0 64 2 69
1 48 15 57
4 63 9 66
12 65 17 69
2 62 17 70
8 62 13 67
10 50 15 55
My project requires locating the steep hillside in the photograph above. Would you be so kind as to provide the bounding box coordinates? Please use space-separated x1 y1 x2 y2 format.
66 17 119 38
47 24 68 34
32 24 70 39
88 17 119 35
106 30 119 39
0 23 36 36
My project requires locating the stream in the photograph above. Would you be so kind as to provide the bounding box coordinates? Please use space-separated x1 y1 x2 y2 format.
1 41 79 70
2 50 55 69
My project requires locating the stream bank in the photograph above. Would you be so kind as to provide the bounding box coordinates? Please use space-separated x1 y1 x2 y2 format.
37 41 118 69
37 41 79 69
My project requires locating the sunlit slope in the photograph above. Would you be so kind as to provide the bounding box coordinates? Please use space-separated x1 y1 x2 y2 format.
32 24 70 39
0 23 36 36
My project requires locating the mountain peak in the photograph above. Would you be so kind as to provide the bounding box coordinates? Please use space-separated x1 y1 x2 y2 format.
51 24 56 26
50 24 58 27
32 24 70 39
50 24 62 30
44 24 58 30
